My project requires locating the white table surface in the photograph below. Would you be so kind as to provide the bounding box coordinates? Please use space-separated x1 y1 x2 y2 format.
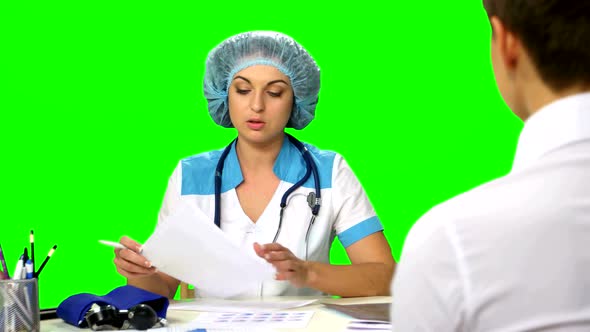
41 296 391 331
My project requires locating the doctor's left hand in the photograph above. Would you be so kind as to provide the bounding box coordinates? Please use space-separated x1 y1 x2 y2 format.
253 242 310 288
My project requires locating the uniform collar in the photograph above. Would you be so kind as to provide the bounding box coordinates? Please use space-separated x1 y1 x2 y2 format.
221 134 307 191
511 92 590 172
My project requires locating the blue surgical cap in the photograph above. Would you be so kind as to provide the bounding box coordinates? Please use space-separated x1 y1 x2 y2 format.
203 31 320 130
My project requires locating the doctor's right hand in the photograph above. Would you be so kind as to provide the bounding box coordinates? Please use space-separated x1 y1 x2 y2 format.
113 236 157 279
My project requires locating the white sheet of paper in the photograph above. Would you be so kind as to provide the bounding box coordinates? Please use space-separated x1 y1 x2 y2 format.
154 328 271 332
160 327 274 332
186 311 314 329
141 204 275 298
344 320 392 331
169 298 318 312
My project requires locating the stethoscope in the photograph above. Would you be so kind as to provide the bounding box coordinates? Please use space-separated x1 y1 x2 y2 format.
213 133 321 259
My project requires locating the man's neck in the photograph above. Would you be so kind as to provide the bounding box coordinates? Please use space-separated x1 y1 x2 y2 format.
523 82 590 121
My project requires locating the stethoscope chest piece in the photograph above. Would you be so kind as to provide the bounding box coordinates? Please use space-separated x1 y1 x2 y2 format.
307 192 316 208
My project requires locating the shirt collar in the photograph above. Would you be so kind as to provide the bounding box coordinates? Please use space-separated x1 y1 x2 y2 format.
511 92 590 172
222 135 307 191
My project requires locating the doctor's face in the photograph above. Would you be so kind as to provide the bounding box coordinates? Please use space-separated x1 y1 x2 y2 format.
228 65 294 145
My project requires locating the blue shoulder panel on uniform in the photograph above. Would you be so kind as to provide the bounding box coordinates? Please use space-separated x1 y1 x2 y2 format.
303 143 336 189
181 142 244 195
337 216 383 248
182 138 334 195
273 138 335 189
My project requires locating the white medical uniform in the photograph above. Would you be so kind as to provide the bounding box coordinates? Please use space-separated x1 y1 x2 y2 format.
157 137 383 297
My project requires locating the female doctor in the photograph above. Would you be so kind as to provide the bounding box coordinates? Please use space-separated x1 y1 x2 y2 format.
113 31 395 298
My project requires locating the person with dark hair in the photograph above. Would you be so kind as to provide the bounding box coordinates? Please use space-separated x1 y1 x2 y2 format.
391 1 590 330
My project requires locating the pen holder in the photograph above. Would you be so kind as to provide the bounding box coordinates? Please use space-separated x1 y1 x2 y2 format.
0 279 40 332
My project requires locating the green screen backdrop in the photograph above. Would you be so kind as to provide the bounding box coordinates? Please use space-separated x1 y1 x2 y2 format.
1 1 522 309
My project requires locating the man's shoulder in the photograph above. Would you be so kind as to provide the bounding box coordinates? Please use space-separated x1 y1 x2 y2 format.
405 173 524 249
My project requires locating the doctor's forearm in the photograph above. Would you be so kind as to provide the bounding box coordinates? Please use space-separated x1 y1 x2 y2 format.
127 273 177 299
304 261 394 297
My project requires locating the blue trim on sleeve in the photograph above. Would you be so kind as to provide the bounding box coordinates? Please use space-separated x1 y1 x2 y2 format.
338 216 383 248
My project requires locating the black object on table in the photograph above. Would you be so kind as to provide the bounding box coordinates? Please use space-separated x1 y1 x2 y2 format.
40 308 58 320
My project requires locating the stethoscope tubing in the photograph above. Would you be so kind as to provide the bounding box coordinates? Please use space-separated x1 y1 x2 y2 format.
213 133 321 257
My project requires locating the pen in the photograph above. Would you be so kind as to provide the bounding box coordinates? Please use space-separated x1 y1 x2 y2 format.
0 242 9 279
13 254 24 280
35 244 57 278
22 247 29 279
23 247 29 266
30 230 35 275
25 259 34 279
98 240 128 250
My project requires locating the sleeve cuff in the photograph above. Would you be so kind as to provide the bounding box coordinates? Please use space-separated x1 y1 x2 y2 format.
338 216 383 248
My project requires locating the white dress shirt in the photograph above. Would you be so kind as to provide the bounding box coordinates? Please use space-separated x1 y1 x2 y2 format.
391 93 590 331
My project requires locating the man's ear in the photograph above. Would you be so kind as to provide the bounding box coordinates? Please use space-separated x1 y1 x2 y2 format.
490 16 521 71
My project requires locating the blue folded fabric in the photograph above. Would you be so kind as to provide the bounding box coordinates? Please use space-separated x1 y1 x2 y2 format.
56 285 169 327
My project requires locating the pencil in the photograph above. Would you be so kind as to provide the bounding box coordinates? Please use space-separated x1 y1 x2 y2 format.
30 230 35 274
35 245 57 278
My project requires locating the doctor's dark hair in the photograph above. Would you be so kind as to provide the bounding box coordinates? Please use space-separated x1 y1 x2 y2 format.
482 0 590 91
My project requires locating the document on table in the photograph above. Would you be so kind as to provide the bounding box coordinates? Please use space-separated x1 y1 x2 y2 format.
162 328 274 332
183 311 314 329
343 320 392 331
323 302 391 322
170 298 318 312
142 204 275 298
